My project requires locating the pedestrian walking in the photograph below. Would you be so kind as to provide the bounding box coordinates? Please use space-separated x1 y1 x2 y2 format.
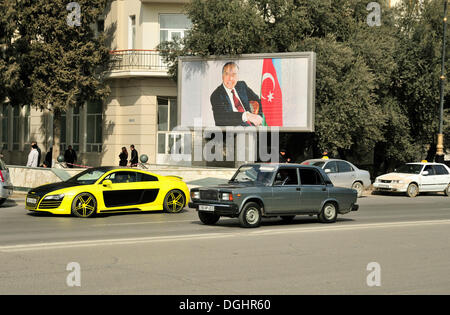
26 144 39 167
43 147 52 168
129 144 139 167
64 145 78 168
119 147 128 166
31 141 41 166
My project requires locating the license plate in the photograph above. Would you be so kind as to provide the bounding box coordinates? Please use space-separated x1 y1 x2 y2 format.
27 197 37 204
379 184 390 188
199 205 215 212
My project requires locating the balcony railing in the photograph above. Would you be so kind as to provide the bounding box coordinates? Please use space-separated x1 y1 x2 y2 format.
109 49 167 72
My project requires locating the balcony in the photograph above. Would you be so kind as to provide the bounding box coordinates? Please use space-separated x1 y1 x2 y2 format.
108 50 169 78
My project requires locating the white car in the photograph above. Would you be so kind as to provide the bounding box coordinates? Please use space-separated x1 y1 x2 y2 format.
301 158 371 197
373 162 450 197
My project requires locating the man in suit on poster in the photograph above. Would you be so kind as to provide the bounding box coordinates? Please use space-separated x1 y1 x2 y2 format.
210 62 263 126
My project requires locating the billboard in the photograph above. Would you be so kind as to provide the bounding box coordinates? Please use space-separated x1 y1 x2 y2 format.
178 52 316 131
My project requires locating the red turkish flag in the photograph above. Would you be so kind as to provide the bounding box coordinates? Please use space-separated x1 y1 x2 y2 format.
261 58 283 126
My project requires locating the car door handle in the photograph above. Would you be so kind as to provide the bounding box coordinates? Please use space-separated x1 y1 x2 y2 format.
322 187 326 191
296 188 301 191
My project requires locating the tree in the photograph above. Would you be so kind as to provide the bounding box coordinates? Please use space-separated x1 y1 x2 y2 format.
3 0 111 165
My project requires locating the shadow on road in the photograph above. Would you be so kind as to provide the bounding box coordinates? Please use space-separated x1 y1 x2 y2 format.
0 199 19 208
190 216 355 229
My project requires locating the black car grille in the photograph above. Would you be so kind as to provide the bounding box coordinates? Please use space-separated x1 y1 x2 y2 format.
200 190 219 201
380 180 392 183
38 200 63 209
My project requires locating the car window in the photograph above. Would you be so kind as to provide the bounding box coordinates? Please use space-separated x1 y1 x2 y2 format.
311 161 325 168
423 165 435 175
324 161 338 173
273 168 298 186
136 172 158 182
299 168 325 185
337 161 353 173
105 171 137 183
434 165 449 175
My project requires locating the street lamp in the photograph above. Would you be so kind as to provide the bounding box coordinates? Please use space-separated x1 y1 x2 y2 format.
436 0 448 163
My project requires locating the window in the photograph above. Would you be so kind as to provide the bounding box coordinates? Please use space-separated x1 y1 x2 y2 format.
337 161 353 173
106 171 137 183
72 107 80 152
1 105 8 150
23 105 30 149
97 19 104 33
423 165 436 175
128 15 136 49
299 168 325 186
324 161 338 173
86 101 102 152
274 168 298 186
12 106 20 150
60 111 67 152
159 14 191 43
136 172 158 182
434 165 449 175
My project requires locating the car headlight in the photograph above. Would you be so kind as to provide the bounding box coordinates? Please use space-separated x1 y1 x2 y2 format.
43 194 65 201
221 193 233 201
375 178 380 183
190 191 200 199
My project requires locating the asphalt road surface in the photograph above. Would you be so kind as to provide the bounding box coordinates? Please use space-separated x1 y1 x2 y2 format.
0 192 449 295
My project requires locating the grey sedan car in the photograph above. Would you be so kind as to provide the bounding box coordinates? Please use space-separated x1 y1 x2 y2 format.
0 158 13 206
189 163 359 228
301 159 371 197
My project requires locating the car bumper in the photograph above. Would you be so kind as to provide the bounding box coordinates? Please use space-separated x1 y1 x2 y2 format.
0 185 13 198
25 195 72 215
189 201 239 217
373 182 408 192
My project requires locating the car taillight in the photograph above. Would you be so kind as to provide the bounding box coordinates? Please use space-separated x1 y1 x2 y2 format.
0 171 4 182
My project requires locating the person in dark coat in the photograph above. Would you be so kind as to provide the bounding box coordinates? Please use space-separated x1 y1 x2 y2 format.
43 147 52 168
64 145 77 168
119 147 128 166
279 148 292 163
129 144 139 167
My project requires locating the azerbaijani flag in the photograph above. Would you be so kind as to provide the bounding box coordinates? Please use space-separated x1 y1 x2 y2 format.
260 58 283 127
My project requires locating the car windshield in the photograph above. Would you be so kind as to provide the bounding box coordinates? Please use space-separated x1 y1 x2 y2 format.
230 165 276 186
395 164 423 174
66 168 109 185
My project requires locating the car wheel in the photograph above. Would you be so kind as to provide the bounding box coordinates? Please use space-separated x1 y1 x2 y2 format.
280 215 295 222
444 184 450 196
71 193 97 218
318 202 337 223
163 190 186 213
406 183 419 198
198 211 220 225
352 181 364 198
0 198 6 206
239 202 262 228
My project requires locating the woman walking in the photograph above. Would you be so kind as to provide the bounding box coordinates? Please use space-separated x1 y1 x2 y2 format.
119 147 128 166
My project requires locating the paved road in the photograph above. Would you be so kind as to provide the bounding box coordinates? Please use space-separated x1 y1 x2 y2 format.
0 193 449 294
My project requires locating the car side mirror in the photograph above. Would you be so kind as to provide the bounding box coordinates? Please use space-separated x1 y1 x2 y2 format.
102 179 112 187
324 169 331 173
422 171 429 176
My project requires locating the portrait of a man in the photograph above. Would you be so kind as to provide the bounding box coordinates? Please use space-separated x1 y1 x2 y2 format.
210 62 264 126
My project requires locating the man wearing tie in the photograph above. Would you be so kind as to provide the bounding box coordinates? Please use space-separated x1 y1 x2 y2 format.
210 62 263 126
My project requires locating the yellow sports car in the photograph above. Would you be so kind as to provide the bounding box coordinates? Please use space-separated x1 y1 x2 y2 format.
25 167 190 218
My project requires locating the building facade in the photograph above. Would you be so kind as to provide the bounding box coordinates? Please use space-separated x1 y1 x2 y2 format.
1 0 190 167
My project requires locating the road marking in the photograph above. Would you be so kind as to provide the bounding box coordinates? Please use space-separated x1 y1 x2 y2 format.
91 219 195 227
2 219 450 252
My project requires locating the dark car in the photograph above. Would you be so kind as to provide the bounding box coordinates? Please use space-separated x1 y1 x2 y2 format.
189 163 359 228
